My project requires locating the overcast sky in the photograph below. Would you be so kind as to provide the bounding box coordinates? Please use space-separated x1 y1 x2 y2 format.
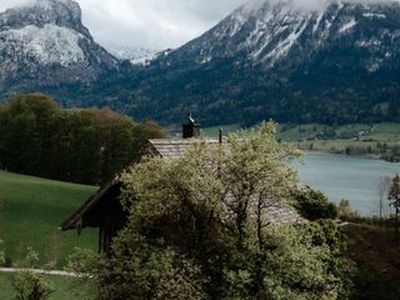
0 0 249 50
1 0 398 50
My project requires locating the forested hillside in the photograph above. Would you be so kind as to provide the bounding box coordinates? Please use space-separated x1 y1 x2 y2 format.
0 94 165 185
117 0 400 127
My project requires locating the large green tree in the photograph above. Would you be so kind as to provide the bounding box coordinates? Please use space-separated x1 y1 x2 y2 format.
70 123 349 299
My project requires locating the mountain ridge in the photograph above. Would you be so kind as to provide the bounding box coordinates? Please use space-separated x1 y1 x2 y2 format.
120 0 400 126
0 0 399 127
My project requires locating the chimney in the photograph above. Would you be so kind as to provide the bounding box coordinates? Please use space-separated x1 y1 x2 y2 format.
182 113 200 139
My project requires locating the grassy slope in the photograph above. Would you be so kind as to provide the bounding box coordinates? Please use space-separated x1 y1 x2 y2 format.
0 171 97 267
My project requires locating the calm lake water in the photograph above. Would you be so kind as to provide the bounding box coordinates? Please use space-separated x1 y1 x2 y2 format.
295 153 400 216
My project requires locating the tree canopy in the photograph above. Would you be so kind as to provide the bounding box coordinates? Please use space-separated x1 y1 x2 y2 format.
0 94 165 184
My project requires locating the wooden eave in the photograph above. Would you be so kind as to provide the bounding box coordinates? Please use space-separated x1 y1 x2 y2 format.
60 138 221 231
60 178 121 231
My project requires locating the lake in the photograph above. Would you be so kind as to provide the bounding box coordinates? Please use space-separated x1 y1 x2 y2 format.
295 153 400 216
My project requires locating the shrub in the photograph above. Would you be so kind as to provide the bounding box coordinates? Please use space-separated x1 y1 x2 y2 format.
11 271 54 300
292 189 338 220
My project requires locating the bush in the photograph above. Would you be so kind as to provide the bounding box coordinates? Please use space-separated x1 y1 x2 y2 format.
292 189 338 221
65 248 101 300
11 271 54 300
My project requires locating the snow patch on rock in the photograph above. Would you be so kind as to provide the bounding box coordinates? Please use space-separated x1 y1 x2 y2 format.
0 24 85 66
362 13 386 19
339 18 357 33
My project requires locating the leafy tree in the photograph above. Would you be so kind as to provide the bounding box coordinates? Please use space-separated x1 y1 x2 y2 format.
0 94 165 184
388 174 400 233
337 199 359 221
376 176 392 224
72 123 351 299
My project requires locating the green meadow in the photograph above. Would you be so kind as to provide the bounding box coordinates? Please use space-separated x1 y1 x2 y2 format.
205 123 400 160
0 170 97 268
202 124 242 137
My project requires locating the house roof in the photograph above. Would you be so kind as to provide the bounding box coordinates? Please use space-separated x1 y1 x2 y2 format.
147 138 220 157
60 138 304 231
60 138 217 230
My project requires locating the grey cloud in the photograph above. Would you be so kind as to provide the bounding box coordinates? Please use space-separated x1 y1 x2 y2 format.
0 0 249 49
1 0 399 50
78 0 249 49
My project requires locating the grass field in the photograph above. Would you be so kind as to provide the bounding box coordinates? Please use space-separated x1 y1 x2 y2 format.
279 123 400 158
202 124 242 137
0 170 98 268
278 123 400 142
204 123 400 160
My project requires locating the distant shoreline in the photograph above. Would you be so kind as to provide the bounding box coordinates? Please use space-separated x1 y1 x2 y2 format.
303 150 399 163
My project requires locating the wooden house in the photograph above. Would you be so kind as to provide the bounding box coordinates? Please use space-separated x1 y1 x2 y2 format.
61 117 303 253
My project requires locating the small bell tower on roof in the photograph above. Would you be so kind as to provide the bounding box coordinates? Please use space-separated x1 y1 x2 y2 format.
182 113 200 139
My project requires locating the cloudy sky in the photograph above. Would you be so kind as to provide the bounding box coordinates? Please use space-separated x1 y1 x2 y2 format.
1 0 397 50
0 0 249 50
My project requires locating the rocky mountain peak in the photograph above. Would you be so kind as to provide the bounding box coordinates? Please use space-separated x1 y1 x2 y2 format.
161 0 400 69
0 0 90 38
0 0 117 93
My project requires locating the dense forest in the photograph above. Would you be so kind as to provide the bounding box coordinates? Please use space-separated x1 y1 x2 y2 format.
29 55 399 129
0 94 165 185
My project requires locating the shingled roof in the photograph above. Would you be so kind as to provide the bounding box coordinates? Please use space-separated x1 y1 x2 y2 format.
147 138 220 157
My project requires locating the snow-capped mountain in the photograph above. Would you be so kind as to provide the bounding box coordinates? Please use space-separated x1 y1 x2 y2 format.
160 0 400 71
128 0 400 125
0 0 118 91
106 46 163 66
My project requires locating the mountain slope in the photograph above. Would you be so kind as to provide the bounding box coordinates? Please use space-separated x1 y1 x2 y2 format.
159 0 400 70
0 0 118 92
122 0 400 126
